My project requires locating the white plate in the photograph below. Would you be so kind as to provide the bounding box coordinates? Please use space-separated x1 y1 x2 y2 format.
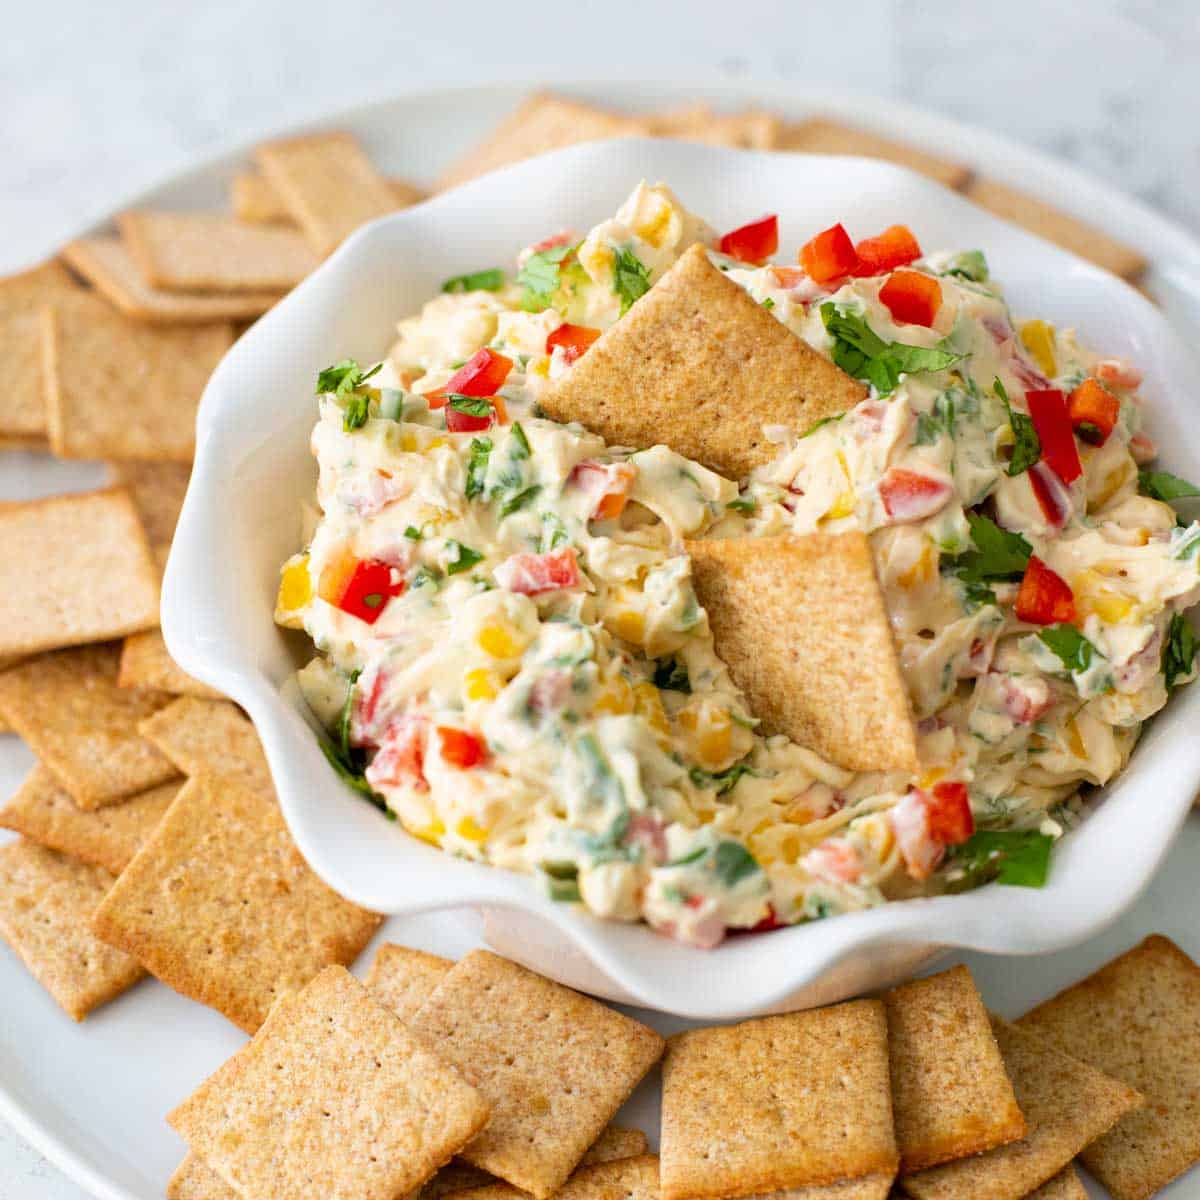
2 80 1198 1200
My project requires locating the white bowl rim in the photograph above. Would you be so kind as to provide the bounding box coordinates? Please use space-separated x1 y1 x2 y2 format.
163 135 1200 1019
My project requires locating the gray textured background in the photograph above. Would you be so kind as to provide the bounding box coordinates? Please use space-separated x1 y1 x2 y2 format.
2 1 1198 1194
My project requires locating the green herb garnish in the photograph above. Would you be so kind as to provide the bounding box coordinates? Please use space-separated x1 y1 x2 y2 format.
442 268 504 294
465 437 492 500
1163 613 1198 691
947 513 1032 587
652 658 691 693
995 378 1041 477
315 359 381 396
342 393 370 432
799 413 845 439
726 495 756 513
510 421 531 460
712 841 761 887
318 672 391 817
612 246 651 314
1139 469 1200 503
939 249 989 283
445 541 484 575
689 758 759 796
517 242 576 310
499 485 540 517
447 395 494 418
949 829 1054 889
1037 624 1100 674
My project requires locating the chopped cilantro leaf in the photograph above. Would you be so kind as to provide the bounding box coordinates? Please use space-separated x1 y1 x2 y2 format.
446 395 494 418
540 512 569 552
819 304 964 396
1038 624 1100 674
318 672 391 816
316 359 381 397
726 495 756 513
342 393 370 432
799 413 845 439
668 846 708 868
761 297 775 310
539 860 581 902
652 658 691 693
712 841 761 887
442 267 504 294
612 246 651 314
517 242 576 310
510 421 531 459
403 526 422 540
445 541 483 575
949 829 1053 889
689 758 758 796
947 513 1032 585
1164 613 1197 691
465 437 492 499
1139 469 1200 503
499 485 540 517
995 378 1040 476
940 249 989 283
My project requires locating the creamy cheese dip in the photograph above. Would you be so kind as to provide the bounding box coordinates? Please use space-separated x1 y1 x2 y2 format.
277 182 1200 947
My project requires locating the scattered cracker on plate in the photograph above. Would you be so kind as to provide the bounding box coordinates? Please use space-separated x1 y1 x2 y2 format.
646 106 779 149
256 131 423 257
436 93 644 192
118 629 222 700
779 119 972 192
409 949 664 1198
233 170 423 226
117 210 318 293
168 965 490 1200
686 532 917 774
885 965 1026 1172
106 459 192 564
1024 1166 1088 1200
59 236 283 324
137 696 272 791
0 644 178 809
0 765 177 875
0 840 144 1020
0 259 81 441
92 773 380 1032
661 1000 897 1199
539 243 866 478
1019 935 1200 1200
365 943 454 1022
964 178 1147 281
0 487 161 658
165 1155 232 1200
446 1155 661 1200
899 1016 1142 1200
42 292 232 461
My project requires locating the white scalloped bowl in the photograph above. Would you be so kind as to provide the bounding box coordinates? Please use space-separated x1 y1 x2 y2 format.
163 137 1200 1019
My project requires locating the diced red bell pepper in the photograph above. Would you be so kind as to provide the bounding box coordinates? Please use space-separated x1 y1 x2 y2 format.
546 323 602 365
748 904 786 933
1025 388 1082 483
366 715 428 791
493 546 581 595
569 460 637 521
879 269 942 327
1067 379 1120 446
436 726 486 769
426 348 513 409
927 781 974 845
772 265 806 289
878 467 953 523
718 214 779 265
799 223 859 284
1015 555 1077 625
445 397 504 433
318 554 405 624
853 225 922 276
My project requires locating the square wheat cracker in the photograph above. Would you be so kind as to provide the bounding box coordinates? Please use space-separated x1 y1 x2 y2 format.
0 259 81 439
0 764 177 874
92 774 380 1032
367 943 454 1021
436 93 645 192
0 487 160 658
779 119 971 191
60 237 283 323
1019 934 1200 1200
0 644 178 808
899 1017 1142 1200
0 840 144 1019
1024 1167 1087 1200
886 966 1025 1172
409 949 663 1198
437 1156 661 1200
233 171 424 225
661 1000 897 1199
118 210 317 292
964 178 1146 281
686 532 916 774
646 106 779 149
138 696 272 791
256 131 423 257
119 629 222 700
42 293 232 461
169 965 489 1200
107 460 191 559
539 243 866 479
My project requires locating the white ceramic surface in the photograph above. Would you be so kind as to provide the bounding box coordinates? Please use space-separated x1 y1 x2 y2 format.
164 136 1200 1018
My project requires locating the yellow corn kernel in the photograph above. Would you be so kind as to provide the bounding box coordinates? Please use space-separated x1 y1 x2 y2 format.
898 545 935 589
580 241 614 278
697 713 733 769
917 767 946 790
478 624 521 659
636 204 673 248
411 818 445 847
826 490 856 520
463 668 500 702
455 816 489 843
855 813 895 862
994 423 1015 452
593 678 635 716
695 808 716 825
609 610 645 646
1065 718 1086 760
1020 319 1057 380
529 356 550 378
426 437 448 451
1073 570 1136 624
1090 460 1134 510
400 430 421 452
633 683 671 737
276 554 312 616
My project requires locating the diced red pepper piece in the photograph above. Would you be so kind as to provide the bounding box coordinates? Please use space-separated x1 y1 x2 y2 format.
493 546 581 595
853 225 922 276
878 467 953 523
748 904 785 933
445 397 503 433
879 269 942 327
718 214 779 265
798 223 859 284
366 715 428 791
546 323 602 365
772 265 806 288
319 554 405 625
569 460 637 521
426 348 513 409
928 781 974 845
1067 379 1120 446
437 726 486 769
1015 555 1077 625
1026 388 1082 484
